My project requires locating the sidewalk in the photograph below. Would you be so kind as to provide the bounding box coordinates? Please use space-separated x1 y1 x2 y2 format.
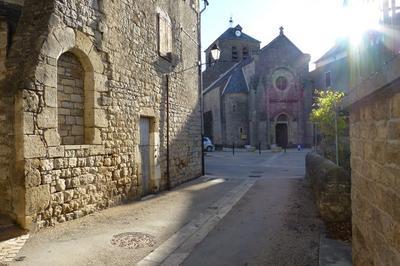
5 176 253 266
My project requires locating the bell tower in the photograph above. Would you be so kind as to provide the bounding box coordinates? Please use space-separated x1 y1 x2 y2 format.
202 24 261 89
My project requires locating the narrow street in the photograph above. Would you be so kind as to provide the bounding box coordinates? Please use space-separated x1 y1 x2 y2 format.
8 150 323 266
183 150 323 265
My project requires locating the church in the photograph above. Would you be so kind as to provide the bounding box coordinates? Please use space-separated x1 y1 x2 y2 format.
203 24 313 149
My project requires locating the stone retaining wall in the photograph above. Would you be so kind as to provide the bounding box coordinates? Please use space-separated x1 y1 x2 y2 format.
350 91 400 265
305 152 351 223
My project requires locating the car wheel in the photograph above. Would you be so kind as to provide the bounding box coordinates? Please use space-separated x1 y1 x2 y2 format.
206 146 213 152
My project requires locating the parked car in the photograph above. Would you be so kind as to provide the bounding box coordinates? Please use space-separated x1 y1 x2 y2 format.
203 137 214 152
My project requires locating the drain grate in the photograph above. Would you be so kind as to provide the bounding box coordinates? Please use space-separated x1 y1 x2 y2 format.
248 175 261 178
111 232 155 249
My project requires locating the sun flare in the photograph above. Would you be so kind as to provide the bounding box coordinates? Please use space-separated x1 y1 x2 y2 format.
342 0 382 45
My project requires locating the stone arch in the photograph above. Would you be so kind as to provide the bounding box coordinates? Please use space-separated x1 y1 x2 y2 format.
40 27 107 145
274 112 291 123
57 51 85 145
271 112 291 147
277 113 288 122
58 47 100 145
12 25 108 228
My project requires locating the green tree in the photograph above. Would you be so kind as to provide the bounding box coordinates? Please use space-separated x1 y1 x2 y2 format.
310 89 349 168
310 89 346 137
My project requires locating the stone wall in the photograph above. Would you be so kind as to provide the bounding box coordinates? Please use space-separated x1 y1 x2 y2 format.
203 84 223 145
0 18 15 219
0 18 6 80
305 152 351 223
223 93 249 147
57 52 85 145
2 0 201 229
350 90 400 265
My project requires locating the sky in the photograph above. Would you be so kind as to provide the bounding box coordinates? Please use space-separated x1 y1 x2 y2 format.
201 0 347 69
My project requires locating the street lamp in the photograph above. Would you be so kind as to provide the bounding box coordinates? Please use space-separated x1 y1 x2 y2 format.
210 44 221 62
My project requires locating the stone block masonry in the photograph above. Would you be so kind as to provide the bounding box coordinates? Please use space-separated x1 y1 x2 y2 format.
0 0 202 229
350 91 400 265
57 52 85 145
305 152 351 224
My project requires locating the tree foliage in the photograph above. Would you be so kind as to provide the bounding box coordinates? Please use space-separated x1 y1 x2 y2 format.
310 89 350 170
310 89 346 138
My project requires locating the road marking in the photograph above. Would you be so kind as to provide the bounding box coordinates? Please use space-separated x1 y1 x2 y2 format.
137 179 256 266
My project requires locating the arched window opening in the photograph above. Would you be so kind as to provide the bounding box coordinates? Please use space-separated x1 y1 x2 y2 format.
232 46 238 61
242 47 249 60
57 52 85 145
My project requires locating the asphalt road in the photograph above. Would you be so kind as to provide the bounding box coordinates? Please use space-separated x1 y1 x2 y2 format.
8 149 322 266
204 149 306 179
183 149 323 266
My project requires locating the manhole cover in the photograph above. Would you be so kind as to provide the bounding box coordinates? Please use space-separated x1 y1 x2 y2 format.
248 175 261 178
111 232 155 249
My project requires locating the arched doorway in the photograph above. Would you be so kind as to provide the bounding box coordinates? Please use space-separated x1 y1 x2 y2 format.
276 124 288 148
275 114 288 148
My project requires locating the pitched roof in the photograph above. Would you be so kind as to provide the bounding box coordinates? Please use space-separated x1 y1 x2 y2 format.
222 66 249 94
315 39 348 63
260 32 303 55
205 25 261 51
203 58 252 95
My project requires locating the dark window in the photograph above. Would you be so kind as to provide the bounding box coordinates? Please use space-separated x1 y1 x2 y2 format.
232 46 238 61
242 47 249 60
276 76 288 90
325 71 331 87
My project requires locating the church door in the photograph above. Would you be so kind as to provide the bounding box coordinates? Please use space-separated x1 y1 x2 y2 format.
276 124 288 148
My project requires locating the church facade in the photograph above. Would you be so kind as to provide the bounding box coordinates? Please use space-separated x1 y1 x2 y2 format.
203 25 313 149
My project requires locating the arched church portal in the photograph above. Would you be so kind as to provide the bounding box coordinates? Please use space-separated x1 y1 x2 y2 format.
276 114 288 148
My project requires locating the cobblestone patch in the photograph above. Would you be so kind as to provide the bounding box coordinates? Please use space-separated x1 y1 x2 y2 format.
111 232 155 249
0 234 29 265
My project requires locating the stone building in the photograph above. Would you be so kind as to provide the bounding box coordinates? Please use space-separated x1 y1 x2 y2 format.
203 26 313 148
311 39 349 94
0 0 202 229
203 24 261 88
344 2 400 264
